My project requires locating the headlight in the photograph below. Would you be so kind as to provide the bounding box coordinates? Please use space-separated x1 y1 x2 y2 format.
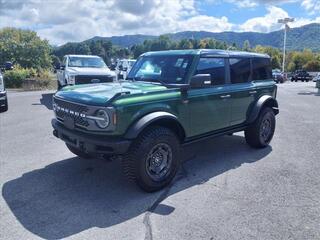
94 109 110 128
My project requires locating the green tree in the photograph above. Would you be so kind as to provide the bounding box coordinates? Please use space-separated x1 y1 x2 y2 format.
0 28 52 70
303 60 320 71
243 40 251 51
75 43 91 55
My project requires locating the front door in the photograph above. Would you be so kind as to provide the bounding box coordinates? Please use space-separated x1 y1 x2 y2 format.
187 57 231 137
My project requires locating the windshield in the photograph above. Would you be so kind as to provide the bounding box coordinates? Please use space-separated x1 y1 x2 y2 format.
68 57 107 68
127 55 193 84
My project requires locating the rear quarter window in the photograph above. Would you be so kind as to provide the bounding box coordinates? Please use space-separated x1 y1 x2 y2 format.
252 58 272 80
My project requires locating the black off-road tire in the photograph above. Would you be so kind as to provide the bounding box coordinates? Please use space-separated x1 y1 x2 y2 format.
122 127 180 192
66 143 93 159
245 107 275 149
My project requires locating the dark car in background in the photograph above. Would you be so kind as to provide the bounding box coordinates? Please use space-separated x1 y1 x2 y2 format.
291 70 312 82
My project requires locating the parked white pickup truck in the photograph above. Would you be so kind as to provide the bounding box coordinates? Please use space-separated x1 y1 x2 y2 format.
56 55 116 90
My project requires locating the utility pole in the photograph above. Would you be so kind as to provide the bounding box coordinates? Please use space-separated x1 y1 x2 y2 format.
278 18 294 73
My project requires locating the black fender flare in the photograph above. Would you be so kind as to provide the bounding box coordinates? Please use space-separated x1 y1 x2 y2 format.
247 95 279 124
124 111 184 139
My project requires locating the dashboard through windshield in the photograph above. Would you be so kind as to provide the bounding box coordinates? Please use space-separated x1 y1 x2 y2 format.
68 57 107 68
127 55 193 84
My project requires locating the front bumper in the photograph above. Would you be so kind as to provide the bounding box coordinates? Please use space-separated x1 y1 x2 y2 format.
52 119 131 155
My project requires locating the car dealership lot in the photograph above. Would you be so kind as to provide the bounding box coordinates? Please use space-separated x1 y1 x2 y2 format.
0 82 319 240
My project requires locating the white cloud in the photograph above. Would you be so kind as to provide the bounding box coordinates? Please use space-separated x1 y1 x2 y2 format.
0 0 318 45
239 5 320 32
301 0 320 14
239 6 288 32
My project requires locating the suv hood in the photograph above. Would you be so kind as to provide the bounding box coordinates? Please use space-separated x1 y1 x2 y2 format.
55 81 167 106
67 67 115 76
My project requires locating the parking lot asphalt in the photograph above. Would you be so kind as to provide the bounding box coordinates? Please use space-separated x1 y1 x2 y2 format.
0 82 320 240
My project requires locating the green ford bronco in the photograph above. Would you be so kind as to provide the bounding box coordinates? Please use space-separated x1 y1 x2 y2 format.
52 49 279 192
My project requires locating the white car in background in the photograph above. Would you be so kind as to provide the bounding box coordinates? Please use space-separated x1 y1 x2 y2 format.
56 55 116 90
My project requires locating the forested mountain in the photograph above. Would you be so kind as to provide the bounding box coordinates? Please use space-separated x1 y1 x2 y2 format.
86 23 319 51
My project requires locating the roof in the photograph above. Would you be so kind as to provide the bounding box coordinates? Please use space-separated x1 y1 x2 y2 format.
66 55 102 58
142 49 270 58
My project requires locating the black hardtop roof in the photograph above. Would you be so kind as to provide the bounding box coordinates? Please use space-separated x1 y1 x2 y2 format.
143 49 270 58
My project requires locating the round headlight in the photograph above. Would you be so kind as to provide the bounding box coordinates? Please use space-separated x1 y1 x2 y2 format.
95 109 110 128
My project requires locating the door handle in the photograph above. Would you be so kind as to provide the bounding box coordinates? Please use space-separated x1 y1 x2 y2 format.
249 91 257 94
220 94 231 99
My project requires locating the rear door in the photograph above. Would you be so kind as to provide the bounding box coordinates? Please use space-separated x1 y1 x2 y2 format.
228 57 256 126
187 57 231 136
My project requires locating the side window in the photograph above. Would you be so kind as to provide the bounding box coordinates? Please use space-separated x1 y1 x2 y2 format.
196 58 225 85
252 58 272 80
229 58 251 84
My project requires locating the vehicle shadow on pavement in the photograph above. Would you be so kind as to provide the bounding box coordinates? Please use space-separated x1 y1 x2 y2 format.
2 135 271 240
298 91 320 96
32 93 54 110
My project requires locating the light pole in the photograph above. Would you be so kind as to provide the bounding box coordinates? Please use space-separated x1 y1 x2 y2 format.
278 18 294 73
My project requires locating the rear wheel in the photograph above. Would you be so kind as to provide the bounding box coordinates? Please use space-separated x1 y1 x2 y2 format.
66 143 93 159
245 107 275 148
122 127 180 192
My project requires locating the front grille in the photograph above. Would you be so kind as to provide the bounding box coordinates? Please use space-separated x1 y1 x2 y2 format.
53 98 89 128
75 75 114 84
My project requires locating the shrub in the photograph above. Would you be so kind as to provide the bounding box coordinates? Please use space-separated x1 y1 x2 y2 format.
4 66 56 89
3 66 29 88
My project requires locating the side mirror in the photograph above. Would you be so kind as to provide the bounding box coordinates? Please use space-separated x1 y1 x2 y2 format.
122 67 128 71
5 62 13 71
60 65 65 70
190 74 211 88
118 65 123 71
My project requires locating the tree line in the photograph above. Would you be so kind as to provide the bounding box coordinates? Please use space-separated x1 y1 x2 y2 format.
1 27 320 74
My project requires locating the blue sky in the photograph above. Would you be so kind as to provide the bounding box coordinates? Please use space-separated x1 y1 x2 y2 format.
0 0 319 45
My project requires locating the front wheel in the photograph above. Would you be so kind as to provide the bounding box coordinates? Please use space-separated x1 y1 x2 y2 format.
245 107 275 148
122 127 180 192
66 144 93 159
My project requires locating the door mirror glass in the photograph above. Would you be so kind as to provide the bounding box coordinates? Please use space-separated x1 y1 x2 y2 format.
190 74 211 88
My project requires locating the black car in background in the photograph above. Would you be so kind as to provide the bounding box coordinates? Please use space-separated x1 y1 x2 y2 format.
291 70 312 82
